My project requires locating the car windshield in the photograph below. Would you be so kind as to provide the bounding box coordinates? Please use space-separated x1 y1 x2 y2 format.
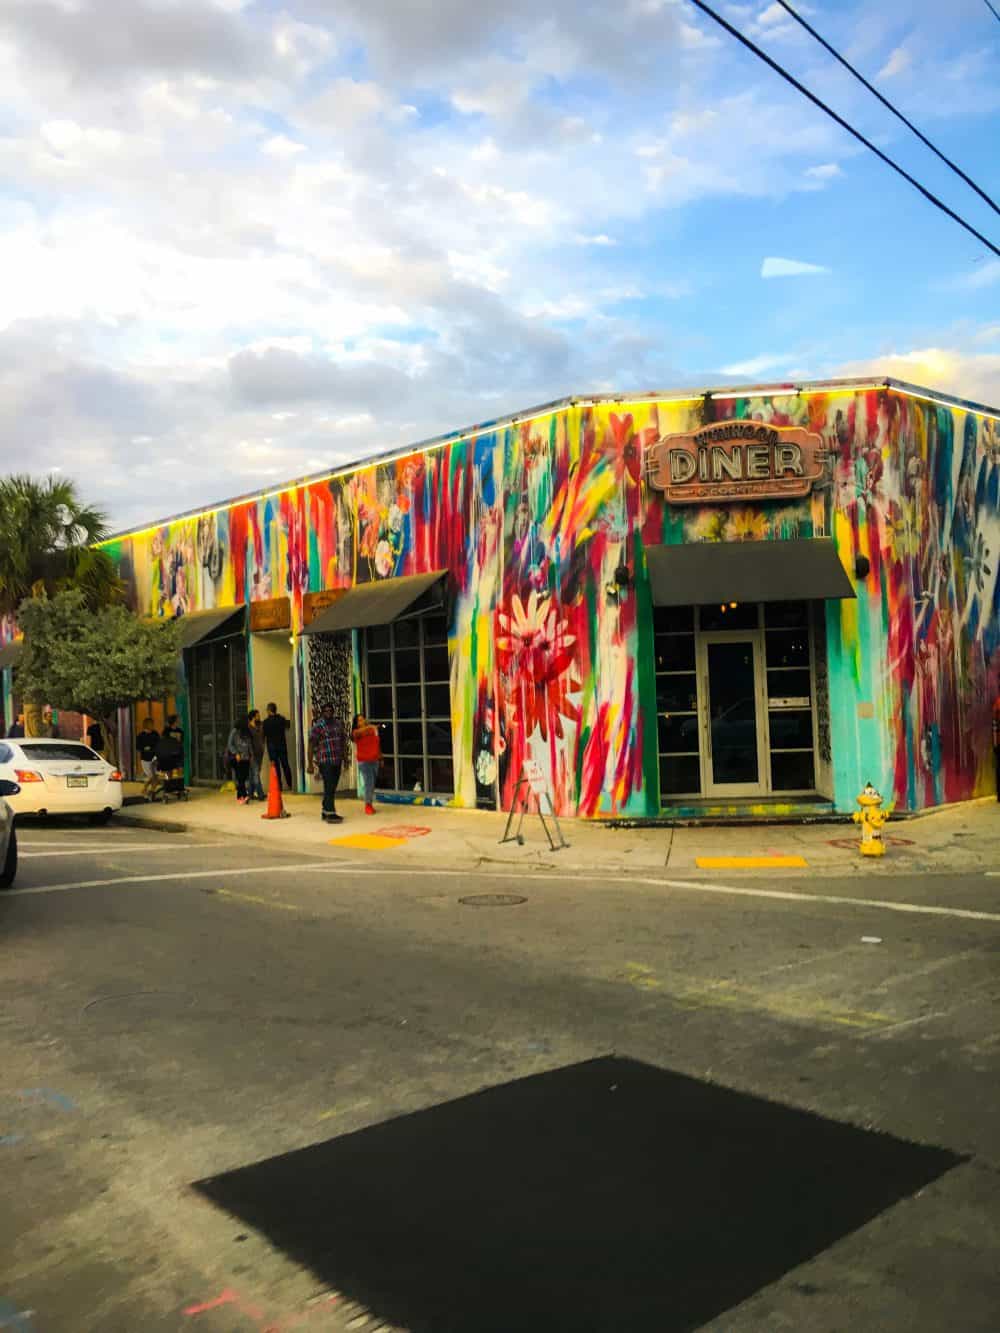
19 743 100 763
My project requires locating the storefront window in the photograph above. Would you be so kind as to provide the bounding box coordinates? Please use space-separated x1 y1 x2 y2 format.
362 613 453 795
653 606 701 796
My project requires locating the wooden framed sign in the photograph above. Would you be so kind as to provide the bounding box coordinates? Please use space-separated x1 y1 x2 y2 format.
645 422 829 504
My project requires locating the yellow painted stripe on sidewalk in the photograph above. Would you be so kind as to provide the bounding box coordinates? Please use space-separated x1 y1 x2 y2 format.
695 855 809 869
329 833 407 851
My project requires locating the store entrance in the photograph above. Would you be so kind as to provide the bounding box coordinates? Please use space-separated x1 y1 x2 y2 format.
699 632 766 796
654 600 819 804
186 633 248 783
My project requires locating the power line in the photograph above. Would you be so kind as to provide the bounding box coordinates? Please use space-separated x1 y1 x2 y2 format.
983 0 1000 25
685 0 1000 259
774 0 999 218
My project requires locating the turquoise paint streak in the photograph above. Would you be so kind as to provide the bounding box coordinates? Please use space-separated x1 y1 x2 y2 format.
826 569 894 812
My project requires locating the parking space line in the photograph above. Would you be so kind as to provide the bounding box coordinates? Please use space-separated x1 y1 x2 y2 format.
19 843 231 857
5 862 346 896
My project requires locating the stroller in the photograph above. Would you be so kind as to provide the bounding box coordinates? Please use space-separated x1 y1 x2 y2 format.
153 736 188 802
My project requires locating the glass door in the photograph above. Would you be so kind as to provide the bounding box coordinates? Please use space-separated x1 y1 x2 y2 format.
698 632 767 797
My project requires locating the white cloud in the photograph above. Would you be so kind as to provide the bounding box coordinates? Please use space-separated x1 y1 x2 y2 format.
805 163 842 180
949 260 1000 291
757 3 786 25
761 256 830 278
574 233 616 246
835 347 1000 409
720 352 796 376
261 133 306 158
877 46 912 80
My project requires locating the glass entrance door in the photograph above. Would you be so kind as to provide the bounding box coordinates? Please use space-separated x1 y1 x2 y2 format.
699 633 767 796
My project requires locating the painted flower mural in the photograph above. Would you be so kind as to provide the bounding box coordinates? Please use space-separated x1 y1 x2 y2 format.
495 591 580 742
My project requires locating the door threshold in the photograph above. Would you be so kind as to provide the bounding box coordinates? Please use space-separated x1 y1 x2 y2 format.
609 796 841 827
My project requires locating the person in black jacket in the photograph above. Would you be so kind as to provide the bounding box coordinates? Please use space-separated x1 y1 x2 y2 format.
262 702 293 789
136 718 160 800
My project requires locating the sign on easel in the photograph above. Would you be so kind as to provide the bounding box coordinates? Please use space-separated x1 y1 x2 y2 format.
499 761 569 852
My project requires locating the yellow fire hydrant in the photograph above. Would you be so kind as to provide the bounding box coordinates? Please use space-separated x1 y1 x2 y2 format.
852 782 888 856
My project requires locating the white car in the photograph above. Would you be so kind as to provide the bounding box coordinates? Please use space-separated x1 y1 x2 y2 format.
0 738 124 824
0 780 17 887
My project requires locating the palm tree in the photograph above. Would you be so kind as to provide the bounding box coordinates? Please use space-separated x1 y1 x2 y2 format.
0 475 123 616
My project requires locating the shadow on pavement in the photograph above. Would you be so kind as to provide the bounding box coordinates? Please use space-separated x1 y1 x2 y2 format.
194 1056 963 1332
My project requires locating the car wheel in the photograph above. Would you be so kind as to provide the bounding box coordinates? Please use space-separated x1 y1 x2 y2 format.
0 828 17 889
88 809 113 826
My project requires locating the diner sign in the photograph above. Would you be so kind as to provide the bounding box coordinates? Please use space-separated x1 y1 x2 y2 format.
645 422 828 504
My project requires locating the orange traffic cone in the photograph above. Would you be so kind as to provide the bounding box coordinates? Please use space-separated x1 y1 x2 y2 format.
261 761 291 820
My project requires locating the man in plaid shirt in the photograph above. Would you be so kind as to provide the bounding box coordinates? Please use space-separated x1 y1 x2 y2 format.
307 702 347 823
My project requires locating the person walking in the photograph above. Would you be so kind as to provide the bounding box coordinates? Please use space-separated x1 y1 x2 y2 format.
247 708 267 800
262 702 293 789
8 712 25 738
136 717 160 800
226 714 254 805
307 702 346 824
86 718 106 756
351 713 381 815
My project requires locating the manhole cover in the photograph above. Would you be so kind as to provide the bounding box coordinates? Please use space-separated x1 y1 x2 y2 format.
458 894 527 907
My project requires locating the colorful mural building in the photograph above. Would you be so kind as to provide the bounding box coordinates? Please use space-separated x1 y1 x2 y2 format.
4 376 998 819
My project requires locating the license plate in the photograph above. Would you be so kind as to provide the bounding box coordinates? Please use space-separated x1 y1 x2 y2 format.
66 776 89 788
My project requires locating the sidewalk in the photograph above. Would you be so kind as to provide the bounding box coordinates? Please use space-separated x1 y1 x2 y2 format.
119 784 999 879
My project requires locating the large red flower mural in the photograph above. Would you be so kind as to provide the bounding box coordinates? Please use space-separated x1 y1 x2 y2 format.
495 590 580 741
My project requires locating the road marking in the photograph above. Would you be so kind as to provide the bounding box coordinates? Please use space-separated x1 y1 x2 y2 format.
19 843 230 857
5 862 341 897
214 888 301 913
695 855 808 869
329 833 407 851
295 865 1000 924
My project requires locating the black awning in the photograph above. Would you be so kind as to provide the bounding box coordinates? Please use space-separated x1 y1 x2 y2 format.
646 539 855 607
175 606 247 649
302 571 447 635
0 640 22 669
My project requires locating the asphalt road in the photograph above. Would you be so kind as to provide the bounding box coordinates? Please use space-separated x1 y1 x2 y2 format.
1 822 998 1332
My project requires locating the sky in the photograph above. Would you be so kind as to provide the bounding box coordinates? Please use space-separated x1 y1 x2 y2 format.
0 0 998 531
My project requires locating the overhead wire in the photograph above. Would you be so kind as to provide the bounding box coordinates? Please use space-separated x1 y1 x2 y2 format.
982 0 1000 25
772 0 998 218
684 0 1000 259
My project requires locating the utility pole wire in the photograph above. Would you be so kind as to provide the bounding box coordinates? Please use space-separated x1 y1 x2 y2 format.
774 0 998 217
983 0 1000 25
685 0 1000 259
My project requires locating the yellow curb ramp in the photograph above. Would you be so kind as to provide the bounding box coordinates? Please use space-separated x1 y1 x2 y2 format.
695 855 809 869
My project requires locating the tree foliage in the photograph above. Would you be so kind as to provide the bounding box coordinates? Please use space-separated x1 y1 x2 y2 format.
15 592 182 734
0 474 123 616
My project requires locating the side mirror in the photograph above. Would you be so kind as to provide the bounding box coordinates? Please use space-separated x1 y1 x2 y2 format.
0 779 21 798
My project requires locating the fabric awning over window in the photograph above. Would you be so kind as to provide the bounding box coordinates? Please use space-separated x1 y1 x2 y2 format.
646 539 855 607
301 571 447 635
0 640 22 669
174 606 247 649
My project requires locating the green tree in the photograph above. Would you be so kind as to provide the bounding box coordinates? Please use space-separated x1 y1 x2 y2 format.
0 474 123 617
15 592 182 764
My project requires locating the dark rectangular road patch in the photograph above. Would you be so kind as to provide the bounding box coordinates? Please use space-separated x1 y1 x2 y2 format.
194 1056 962 1332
